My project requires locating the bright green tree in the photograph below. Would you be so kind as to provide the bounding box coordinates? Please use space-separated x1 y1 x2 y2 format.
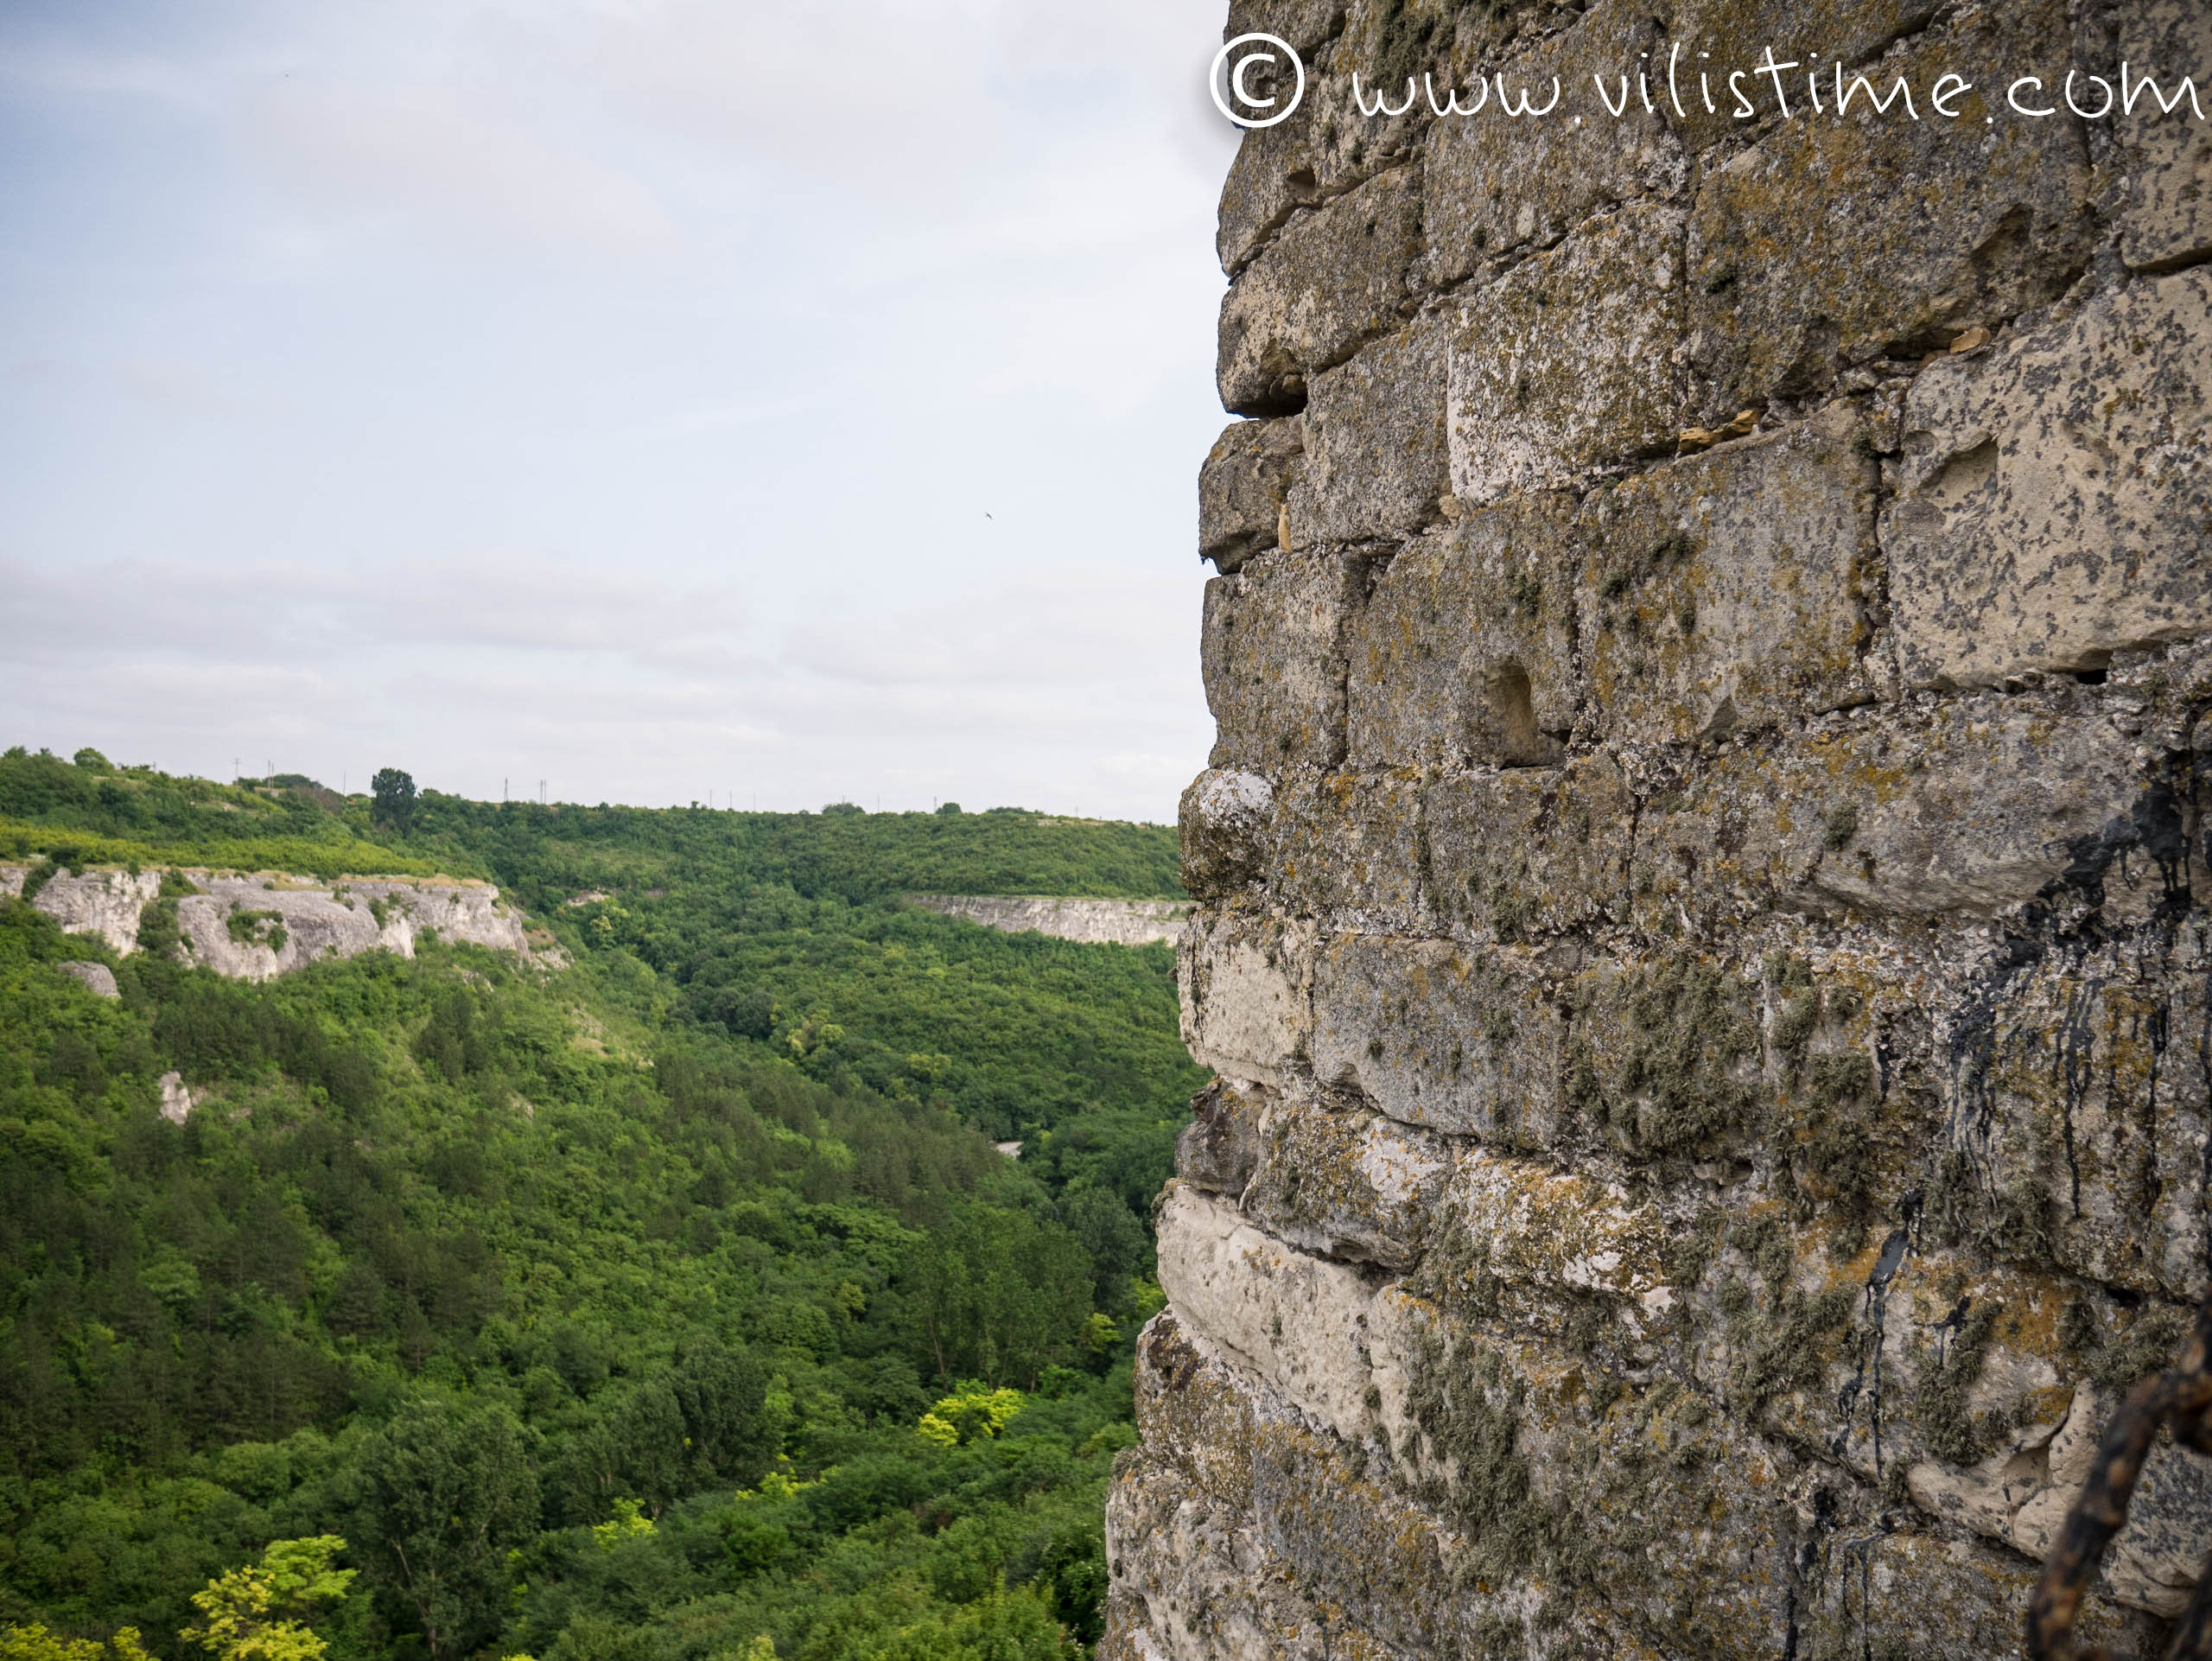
179 1537 354 1661
0 1626 153 1661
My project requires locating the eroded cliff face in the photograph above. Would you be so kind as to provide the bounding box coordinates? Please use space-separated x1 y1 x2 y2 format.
1109 1 2212 1656
904 895 1194 946
6 866 541 979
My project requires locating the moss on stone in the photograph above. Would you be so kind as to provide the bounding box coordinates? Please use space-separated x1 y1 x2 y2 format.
1913 1298 2004 1467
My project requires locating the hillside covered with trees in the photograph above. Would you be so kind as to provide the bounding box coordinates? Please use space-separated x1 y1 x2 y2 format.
0 748 1205 1661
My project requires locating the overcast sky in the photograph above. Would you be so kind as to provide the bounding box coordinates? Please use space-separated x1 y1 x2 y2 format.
0 2 1239 821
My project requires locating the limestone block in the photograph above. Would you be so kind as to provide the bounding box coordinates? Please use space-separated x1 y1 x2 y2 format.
1423 754 1631 940
1240 1093 1453 1266
1437 1150 1673 1325
1214 0 1536 277
33 869 162 956
2113 1 2212 272
1309 933 1567 1146
1179 768 1276 899
1911 1378 2212 1619
1271 768 1428 929
1683 0 2090 420
1630 694 2152 927
1395 1314 1805 1659
1831 1523 2160 1658
1153 1182 1415 1451
1174 1077 1267 1197
1212 29 1408 278
1420 0 1687 284
1577 403 1879 745
1102 1451 1309 1661
55 961 119 998
1884 271 2212 690
1179 908 1313 1087
1449 201 1688 506
1659 0 1942 154
1132 1311 1263 1511
0 866 22 899
1283 314 1449 544
1201 550 1363 775
1567 951 1770 1156
1110 1327 1538 1661
1346 491 1580 769
1198 417 1304 573
1948 939 2212 1301
1217 166 1421 416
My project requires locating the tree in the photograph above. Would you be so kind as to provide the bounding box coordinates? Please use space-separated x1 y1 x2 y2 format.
0 1627 153 1661
355 1402 538 1661
180 1536 355 1661
898 1205 1096 1387
369 768 416 834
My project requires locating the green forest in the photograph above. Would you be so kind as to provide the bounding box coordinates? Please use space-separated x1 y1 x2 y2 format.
0 748 1203 1661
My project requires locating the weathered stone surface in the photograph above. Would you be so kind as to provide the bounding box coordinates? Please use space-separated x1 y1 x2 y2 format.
1240 1092 1452 1266
1202 550 1364 774
1884 270 2212 690
1146 1186 2171 1655
1271 768 1428 930
1309 933 1567 1144
27 868 162 956
901 894 1189 946
1175 1077 1267 1198
1154 1182 1415 1449
1660 0 1942 155
1629 692 2156 927
1179 910 1313 1087
175 876 529 981
1424 755 1631 939
1179 768 1275 899
1199 417 1304 572
1420 1 1686 283
1218 166 1421 416
54 960 118 997
1284 314 1449 544
1577 402 1881 742
1346 490 1580 768
1449 201 1688 504
1684 1 2091 421
1946 931 2212 1304
2112 0 2212 272
1143 2 2212 1652
157 1071 194 1125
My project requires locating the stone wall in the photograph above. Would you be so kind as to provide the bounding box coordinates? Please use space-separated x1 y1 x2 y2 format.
1108 2 2212 1657
904 894 1192 946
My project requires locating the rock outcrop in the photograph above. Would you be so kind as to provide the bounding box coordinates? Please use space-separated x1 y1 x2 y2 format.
3 866 538 979
904 894 1192 947
1108 3 2212 1657
4 869 164 956
54 961 119 998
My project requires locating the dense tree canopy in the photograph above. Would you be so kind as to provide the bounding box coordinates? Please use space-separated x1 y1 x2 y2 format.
0 752 1199 1660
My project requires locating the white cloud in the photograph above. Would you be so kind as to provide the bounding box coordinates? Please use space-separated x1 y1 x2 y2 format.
246 84 678 252
0 0 1228 819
